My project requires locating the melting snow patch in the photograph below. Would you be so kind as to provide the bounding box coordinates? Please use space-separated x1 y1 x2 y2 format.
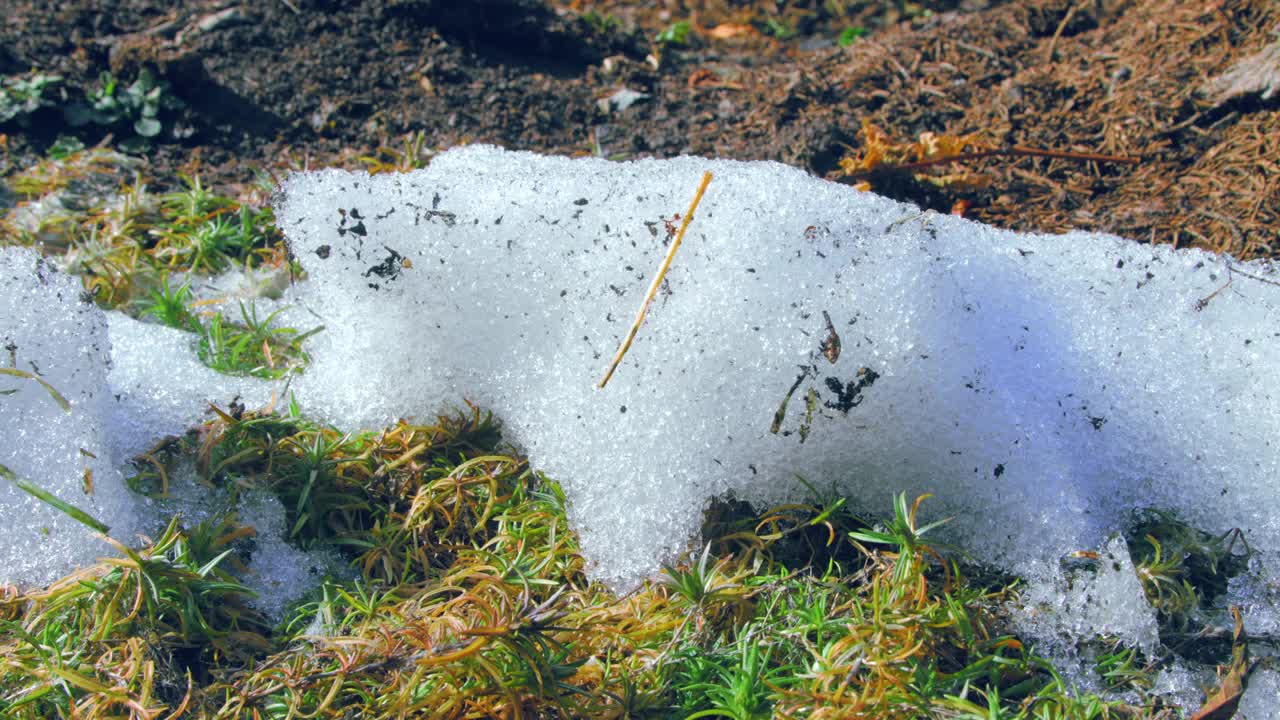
1225 554 1280 639
1011 536 1159 656
275 145 1280 596
0 247 138 586
236 491 348 619
1239 666 1280 719
0 245 279 588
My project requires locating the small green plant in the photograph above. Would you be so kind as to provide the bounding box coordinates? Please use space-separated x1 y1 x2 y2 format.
660 542 747 609
1132 533 1200 631
190 215 248 271
274 428 365 544
678 629 789 720
838 25 867 47
1125 508 1249 634
849 491 954 586
45 134 85 160
162 173 231 221
195 301 321 379
1095 644 1154 692
64 69 183 148
152 210 265 273
130 269 320 380
3 157 290 315
138 273 198 331
93 516 265 645
774 580 845 647
150 176 281 274
763 18 797 40
582 10 622 34
358 130 433 174
656 20 692 46
0 73 63 127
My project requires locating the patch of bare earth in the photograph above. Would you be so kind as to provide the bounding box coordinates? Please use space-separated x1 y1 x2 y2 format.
1 0 1276 258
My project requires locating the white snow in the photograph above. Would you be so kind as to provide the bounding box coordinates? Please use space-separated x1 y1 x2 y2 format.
1239 667 1280 719
1 247 139 585
274 145 1280 597
235 491 348 618
1011 535 1159 657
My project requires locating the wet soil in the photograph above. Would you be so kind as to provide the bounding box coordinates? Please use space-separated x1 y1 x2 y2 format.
1 0 1277 259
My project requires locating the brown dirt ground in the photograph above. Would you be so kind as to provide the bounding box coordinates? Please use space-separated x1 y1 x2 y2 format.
1 0 1277 259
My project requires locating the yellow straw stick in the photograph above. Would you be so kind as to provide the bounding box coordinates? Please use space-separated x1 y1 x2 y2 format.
598 171 713 389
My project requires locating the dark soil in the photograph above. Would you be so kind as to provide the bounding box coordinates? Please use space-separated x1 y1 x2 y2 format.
2 0 1277 258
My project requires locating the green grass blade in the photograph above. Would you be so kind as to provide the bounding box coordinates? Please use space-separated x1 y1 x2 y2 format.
0 463 110 533
0 367 71 412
